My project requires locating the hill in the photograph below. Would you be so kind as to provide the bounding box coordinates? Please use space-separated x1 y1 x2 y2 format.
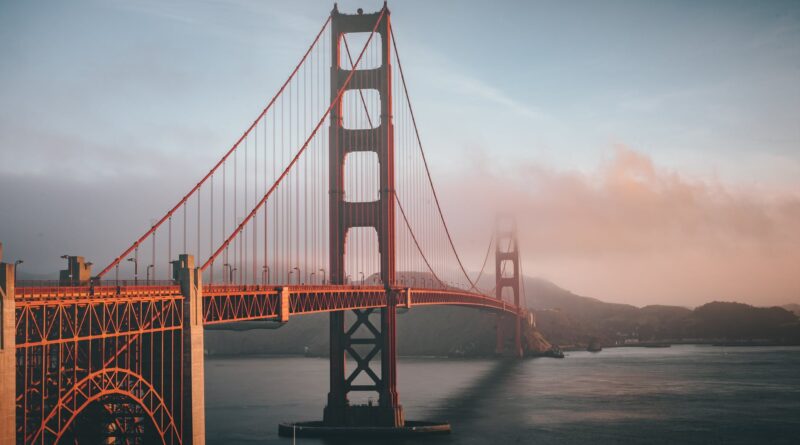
783 304 800 317
527 276 800 347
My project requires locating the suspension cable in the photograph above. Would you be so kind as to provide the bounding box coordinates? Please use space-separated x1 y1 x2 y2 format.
395 195 446 287
201 9 387 271
97 16 332 279
471 233 494 293
390 27 484 291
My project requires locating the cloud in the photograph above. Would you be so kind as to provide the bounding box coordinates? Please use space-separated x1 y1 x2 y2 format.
0 118 221 182
439 145 800 307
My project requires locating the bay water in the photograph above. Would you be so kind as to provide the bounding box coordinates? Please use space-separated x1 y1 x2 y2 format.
206 345 800 444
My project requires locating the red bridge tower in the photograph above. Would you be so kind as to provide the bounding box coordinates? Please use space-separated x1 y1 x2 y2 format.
325 3 403 427
495 216 524 358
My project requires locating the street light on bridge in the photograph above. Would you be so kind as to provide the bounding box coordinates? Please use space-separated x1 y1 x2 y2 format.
126 257 138 284
13 259 23 282
262 265 270 285
146 264 154 284
319 268 326 284
289 267 300 285
223 263 236 284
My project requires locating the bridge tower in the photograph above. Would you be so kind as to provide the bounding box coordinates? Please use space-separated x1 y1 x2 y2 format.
325 3 403 427
495 216 523 358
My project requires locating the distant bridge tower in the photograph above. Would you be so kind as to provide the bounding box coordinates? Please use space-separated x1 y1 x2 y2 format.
495 215 523 357
325 3 403 427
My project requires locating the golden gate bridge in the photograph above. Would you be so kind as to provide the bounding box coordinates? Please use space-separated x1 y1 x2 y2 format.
0 3 531 443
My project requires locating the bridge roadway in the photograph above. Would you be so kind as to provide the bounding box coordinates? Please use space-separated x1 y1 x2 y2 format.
13 283 521 346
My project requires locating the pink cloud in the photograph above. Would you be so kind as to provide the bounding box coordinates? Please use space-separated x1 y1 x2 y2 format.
440 145 800 307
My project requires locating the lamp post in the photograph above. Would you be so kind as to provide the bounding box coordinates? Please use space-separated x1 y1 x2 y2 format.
230 267 237 284
345 274 351 285
262 265 270 285
127 257 138 285
310 272 316 284
359 272 365 286
319 268 326 284
13 260 23 282
223 263 231 284
292 266 300 285
146 264 154 284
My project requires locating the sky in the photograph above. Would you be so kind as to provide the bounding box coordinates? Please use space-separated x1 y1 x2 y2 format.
0 0 798 307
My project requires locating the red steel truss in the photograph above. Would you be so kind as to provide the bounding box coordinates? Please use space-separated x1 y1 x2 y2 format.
14 285 185 445
10 282 521 444
202 284 520 325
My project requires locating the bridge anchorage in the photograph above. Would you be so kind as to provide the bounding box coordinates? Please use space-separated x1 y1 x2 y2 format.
0 2 534 443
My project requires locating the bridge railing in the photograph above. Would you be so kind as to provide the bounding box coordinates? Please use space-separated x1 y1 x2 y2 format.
15 281 180 301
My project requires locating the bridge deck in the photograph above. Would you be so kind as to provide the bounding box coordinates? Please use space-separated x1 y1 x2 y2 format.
13 284 520 335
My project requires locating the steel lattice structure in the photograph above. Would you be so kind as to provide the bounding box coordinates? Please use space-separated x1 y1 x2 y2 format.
13 285 185 444
5 282 521 444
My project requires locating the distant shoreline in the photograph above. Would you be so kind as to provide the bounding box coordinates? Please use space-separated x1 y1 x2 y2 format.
205 342 800 359
560 340 800 352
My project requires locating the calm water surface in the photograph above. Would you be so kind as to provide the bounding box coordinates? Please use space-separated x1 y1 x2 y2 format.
205 345 800 444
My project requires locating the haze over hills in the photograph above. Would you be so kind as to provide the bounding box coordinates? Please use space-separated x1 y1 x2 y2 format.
783 304 800 317
516 276 800 347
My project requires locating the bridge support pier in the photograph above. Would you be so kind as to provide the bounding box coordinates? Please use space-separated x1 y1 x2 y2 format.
0 253 15 444
323 300 404 428
279 4 451 436
175 254 206 445
323 2 405 429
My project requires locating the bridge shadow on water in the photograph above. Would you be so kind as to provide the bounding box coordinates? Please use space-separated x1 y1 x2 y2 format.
318 358 527 445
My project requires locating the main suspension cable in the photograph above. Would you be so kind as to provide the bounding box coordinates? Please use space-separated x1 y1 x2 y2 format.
202 9 387 271
390 27 485 292
97 16 333 279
